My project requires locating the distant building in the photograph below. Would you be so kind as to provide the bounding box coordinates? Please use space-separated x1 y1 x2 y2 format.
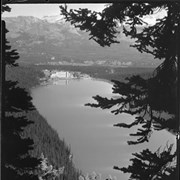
50 71 73 79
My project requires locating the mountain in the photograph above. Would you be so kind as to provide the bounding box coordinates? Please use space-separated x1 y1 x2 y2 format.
3 15 160 67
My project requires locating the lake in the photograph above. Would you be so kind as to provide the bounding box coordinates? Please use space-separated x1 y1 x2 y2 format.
32 77 176 180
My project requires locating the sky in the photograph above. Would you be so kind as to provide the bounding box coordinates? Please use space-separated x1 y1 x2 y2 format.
2 3 167 25
2 3 106 18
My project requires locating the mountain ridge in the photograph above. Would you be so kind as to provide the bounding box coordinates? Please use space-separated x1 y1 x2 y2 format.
3 15 160 67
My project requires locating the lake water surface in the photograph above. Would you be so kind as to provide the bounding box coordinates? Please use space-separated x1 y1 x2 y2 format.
32 77 176 180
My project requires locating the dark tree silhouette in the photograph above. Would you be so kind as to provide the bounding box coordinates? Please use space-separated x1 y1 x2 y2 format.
1 7 40 179
1 1 11 13
60 2 180 139
5 80 35 112
60 1 179 143
4 30 19 66
85 75 177 145
60 2 179 179
114 144 176 180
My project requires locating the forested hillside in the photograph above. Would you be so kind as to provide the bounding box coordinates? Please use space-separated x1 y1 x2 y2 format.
6 65 44 89
6 65 80 180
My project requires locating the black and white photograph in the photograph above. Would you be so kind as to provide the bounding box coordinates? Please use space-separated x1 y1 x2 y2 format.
1 0 179 180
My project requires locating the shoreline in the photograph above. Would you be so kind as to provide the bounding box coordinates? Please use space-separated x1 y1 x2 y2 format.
39 68 115 87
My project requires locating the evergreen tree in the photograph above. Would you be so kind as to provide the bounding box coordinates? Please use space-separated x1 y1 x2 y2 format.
60 2 179 179
1 6 40 179
59 1 179 141
114 144 176 180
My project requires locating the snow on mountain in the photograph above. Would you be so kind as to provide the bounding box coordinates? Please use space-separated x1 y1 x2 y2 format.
42 15 80 36
42 15 65 23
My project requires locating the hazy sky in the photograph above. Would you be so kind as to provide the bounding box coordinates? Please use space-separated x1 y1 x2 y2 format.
2 3 106 18
2 3 166 25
